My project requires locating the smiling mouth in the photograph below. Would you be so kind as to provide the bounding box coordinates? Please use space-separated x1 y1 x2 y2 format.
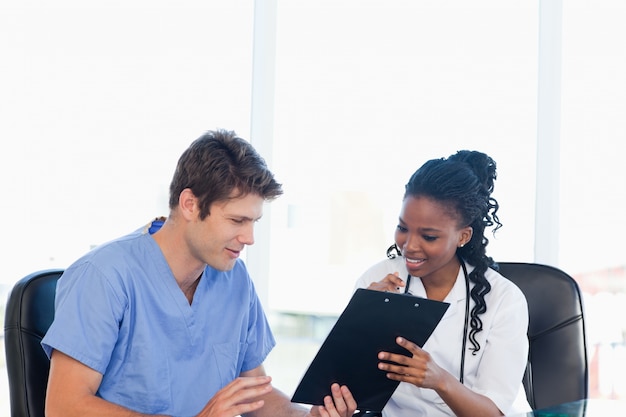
405 257 425 264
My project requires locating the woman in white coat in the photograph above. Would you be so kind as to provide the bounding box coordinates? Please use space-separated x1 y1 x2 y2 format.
355 150 531 417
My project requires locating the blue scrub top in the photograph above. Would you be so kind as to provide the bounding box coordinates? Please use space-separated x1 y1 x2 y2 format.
42 220 275 416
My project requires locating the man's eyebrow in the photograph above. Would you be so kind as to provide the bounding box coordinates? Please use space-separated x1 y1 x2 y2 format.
229 214 263 222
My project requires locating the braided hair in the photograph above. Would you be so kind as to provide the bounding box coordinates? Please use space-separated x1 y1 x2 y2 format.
387 150 501 354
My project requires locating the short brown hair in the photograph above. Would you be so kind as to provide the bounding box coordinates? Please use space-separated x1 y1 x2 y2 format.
168 129 283 219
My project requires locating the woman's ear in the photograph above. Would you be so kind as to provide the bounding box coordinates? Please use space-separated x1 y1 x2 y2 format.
459 226 473 247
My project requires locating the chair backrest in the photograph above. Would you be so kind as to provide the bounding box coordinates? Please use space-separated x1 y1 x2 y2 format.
4 269 63 417
497 262 588 410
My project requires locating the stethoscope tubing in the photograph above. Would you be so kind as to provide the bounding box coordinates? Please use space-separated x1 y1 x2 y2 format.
403 259 470 384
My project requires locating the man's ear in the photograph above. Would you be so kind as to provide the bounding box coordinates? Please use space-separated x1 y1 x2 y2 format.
178 188 199 220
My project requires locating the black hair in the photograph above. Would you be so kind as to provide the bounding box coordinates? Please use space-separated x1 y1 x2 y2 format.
388 150 502 354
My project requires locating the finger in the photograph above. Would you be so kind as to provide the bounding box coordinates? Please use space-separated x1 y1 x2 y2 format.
366 282 396 292
327 383 348 415
383 370 419 384
339 385 358 415
218 376 273 407
378 350 410 366
378 338 421 365
310 405 328 417
384 273 406 288
308 405 321 417
201 385 268 417
377 360 426 387
395 337 421 354
378 360 413 376
229 399 266 416
226 375 272 391
323 395 336 414
367 272 407 293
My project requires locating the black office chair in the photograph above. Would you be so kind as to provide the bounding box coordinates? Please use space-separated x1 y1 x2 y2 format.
498 262 588 410
4 269 64 417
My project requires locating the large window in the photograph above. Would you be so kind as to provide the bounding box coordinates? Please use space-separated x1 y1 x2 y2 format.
0 0 255 282
267 0 538 315
560 0 626 399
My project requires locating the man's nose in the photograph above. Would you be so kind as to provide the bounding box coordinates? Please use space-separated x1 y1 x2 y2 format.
239 223 255 246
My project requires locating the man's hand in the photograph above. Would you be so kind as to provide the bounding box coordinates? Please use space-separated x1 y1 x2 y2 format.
307 383 357 417
194 376 274 417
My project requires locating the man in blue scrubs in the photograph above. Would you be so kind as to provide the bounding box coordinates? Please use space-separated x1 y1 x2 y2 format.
42 130 357 417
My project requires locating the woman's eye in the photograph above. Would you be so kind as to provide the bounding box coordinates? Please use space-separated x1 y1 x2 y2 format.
396 225 408 232
423 235 437 242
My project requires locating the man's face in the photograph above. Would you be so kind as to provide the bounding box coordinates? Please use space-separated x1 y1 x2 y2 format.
186 193 264 271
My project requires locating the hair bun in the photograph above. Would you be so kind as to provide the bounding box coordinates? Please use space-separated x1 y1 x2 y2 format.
449 150 497 194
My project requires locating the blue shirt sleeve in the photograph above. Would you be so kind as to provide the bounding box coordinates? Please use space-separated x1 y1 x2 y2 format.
42 259 125 374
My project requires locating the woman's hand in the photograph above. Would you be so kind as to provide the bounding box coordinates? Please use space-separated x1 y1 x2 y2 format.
366 272 405 293
377 337 504 417
377 337 448 391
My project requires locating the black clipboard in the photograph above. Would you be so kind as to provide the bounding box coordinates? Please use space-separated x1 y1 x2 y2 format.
291 288 449 412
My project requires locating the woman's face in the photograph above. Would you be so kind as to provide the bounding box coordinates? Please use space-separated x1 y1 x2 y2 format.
394 195 472 281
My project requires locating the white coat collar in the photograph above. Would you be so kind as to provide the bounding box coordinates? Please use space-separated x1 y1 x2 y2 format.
407 261 473 301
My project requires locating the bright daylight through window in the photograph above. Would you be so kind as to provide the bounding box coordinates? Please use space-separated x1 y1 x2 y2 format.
1 1 625 416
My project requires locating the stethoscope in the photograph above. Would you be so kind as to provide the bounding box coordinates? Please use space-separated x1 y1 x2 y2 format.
403 260 471 384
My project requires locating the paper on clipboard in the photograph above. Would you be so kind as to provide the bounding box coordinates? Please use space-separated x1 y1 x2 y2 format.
291 288 449 412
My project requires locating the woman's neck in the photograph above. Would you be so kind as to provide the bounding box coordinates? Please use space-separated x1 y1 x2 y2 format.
421 259 462 301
